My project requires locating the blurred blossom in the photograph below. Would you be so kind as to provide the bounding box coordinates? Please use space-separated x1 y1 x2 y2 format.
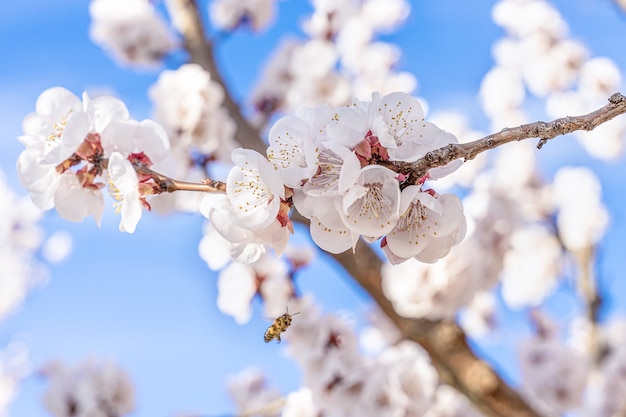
284 296 437 417
519 333 589 415
215 254 294 324
424 385 484 417
552 167 609 251
282 388 318 417
41 359 134 417
359 308 402 356
479 66 526 127
283 245 315 271
226 368 281 414
41 231 73 264
89 0 175 66
216 261 257 324
459 292 496 339
253 0 414 115
0 341 30 417
209 0 278 31
492 0 567 39
0 171 47 324
198 221 233 271
149 63 236 164
500 224 562 308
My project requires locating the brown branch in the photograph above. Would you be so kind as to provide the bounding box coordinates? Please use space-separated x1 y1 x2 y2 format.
164 0 267 155
134 163 227 193
396 92 626 183
331 242 541 417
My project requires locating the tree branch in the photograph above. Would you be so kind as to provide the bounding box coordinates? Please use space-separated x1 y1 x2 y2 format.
396 92 626 183
164 0 267 154
136 163 227 193
331 242 541 417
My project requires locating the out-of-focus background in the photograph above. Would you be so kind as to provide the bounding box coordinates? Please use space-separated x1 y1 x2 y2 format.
2 1 626 416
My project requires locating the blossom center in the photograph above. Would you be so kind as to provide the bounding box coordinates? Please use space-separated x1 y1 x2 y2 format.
47 109 74 150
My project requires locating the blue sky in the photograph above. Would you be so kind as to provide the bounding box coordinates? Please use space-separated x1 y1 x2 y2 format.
2 1 626 416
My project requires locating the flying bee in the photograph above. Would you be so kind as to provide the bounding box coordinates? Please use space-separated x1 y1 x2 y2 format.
264 307 300 344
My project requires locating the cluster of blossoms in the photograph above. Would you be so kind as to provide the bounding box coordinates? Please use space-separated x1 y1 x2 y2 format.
40 359 134 417
515 314 626 416
518 314 590 415
89 0 176 66
149 63 236 166
225 296 483 417
17 87 172 233
200 91 467 265
251 0 415 116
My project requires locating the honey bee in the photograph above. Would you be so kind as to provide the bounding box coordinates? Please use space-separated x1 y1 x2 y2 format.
264 307 300 343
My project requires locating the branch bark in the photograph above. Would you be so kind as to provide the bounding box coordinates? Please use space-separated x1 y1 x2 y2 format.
164 0 267 155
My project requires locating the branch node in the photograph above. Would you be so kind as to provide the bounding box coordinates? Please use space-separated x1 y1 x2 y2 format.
609 92 624 105
537 138 548 149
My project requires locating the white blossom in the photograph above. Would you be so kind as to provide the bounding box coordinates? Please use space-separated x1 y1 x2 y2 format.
107 152 143 233
149 63 236 164
41 359 134 417
226 368 281 415
89 0 175 66
552 166 609 251
519 335 589 415
500 224 562 308
282 388 319 417
341 165 401 238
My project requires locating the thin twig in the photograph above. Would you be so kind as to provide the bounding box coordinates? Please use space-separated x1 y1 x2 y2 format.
395 92 626 184
134 163 227 193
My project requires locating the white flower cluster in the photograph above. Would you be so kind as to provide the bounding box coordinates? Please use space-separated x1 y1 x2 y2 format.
17 87 171 233
41 359 134 417
251 0 415 115
89 0 176 66
200 92 466 264
519 333 589 415
552 166 609 252
226 296 485 417
284 298 439 417
149 63 236 164
225 368 282 415
516 317 626 416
